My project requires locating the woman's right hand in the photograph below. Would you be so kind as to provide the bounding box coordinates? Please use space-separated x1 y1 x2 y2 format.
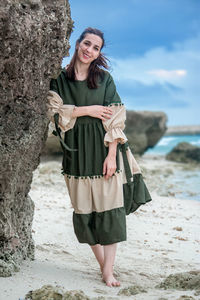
87 105 113 121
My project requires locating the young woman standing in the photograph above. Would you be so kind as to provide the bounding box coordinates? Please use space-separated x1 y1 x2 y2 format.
47 27 151 287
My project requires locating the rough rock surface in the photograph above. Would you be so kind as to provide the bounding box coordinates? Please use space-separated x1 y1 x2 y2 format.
0 0 73 276
25 285 90 300
166 142 200 163
118 284 147 296
43 110 168 156
176 296 195 300
155 270 200 290
124 110 168 154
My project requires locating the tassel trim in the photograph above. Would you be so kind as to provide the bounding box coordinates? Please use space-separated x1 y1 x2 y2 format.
61 169 122 179
107 102 124 107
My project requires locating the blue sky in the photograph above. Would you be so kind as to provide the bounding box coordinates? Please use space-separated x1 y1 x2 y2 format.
62 0 200 126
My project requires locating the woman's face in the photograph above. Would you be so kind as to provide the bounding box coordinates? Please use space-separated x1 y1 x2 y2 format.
76 33 103 65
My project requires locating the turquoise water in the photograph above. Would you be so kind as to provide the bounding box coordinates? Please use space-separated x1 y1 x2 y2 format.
146 134 200 155
145 135 200 202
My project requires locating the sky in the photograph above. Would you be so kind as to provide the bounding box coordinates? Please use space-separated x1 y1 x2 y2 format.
62 0 200 126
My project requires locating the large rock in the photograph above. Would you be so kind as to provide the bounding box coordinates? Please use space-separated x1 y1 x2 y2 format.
25 285 90 300
0 0 73 276
118 285 147 296
166 142 200 163
125 110 168 154
43 110 168 156
156 270 200 290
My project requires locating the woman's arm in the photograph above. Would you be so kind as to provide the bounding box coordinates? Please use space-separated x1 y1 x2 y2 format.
72 105 113 121
47 90 113 131
108 139 118 157
103 139 118 180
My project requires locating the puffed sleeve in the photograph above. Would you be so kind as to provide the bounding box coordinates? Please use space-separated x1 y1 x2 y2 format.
46 79 77 132
102 74 128 146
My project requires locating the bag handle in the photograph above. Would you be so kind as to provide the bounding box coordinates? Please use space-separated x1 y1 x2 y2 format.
52 113 78 152
119 142 133 185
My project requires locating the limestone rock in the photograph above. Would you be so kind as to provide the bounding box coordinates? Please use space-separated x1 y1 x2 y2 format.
125 110 168 154
166 142 200 163
0 0 73 276
176 296 195 300
118 284 147 296
156 270 200 290
25 285 90 300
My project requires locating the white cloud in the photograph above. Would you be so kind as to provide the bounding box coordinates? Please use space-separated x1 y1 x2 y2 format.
108 35 200 125
110 35 200 102
147 69 187 80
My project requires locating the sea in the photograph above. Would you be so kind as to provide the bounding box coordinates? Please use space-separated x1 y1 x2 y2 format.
145 134 200 155
145 134 200 202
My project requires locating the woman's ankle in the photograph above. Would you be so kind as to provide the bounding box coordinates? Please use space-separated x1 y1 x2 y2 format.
102 264 113 276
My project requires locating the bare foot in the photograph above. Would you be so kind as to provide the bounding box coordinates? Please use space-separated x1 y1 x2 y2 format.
102 272 120 287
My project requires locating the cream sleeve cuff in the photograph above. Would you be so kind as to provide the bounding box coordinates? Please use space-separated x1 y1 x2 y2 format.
102 103 128 147
46 90 77 132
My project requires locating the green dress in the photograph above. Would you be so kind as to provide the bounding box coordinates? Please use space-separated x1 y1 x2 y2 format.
47 68 152 245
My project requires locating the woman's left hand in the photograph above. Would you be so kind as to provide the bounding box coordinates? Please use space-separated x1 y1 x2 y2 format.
103 154 117 180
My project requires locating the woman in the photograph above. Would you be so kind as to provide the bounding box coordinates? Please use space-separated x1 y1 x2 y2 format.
47 27 152 287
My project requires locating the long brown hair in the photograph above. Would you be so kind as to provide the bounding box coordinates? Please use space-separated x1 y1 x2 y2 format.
65 27 109 89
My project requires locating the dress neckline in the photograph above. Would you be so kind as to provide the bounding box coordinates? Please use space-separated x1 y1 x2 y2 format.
63 67 87 83
74 78 87 82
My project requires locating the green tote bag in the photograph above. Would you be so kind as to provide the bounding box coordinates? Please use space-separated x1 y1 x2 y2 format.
119 142 152 215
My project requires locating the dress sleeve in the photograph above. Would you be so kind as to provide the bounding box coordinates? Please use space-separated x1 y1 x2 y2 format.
102 74 128 147
104 73 121 106
46 79 77 132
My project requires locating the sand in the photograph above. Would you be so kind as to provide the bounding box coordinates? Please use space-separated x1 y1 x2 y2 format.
0 154 199 300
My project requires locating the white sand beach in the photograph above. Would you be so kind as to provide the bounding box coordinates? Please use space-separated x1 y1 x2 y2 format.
0 154 200 300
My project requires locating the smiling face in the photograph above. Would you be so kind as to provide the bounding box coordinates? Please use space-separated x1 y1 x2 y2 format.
76 33 103 65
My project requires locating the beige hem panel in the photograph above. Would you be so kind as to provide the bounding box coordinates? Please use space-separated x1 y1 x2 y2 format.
102 104 128 146
119 148 142 184
46 90 77 132
64 171 124 214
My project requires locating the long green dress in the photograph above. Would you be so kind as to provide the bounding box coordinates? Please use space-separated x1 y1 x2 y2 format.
47 68 152 245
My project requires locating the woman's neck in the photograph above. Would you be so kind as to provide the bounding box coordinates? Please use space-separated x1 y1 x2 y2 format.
74 60 89 80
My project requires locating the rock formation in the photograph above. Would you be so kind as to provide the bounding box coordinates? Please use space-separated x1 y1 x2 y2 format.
156 270 200 290
43 110 168 156
25 285 90 300
118 285 147 296
0 0 73 276
166 142 200 163
125 110 168 154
